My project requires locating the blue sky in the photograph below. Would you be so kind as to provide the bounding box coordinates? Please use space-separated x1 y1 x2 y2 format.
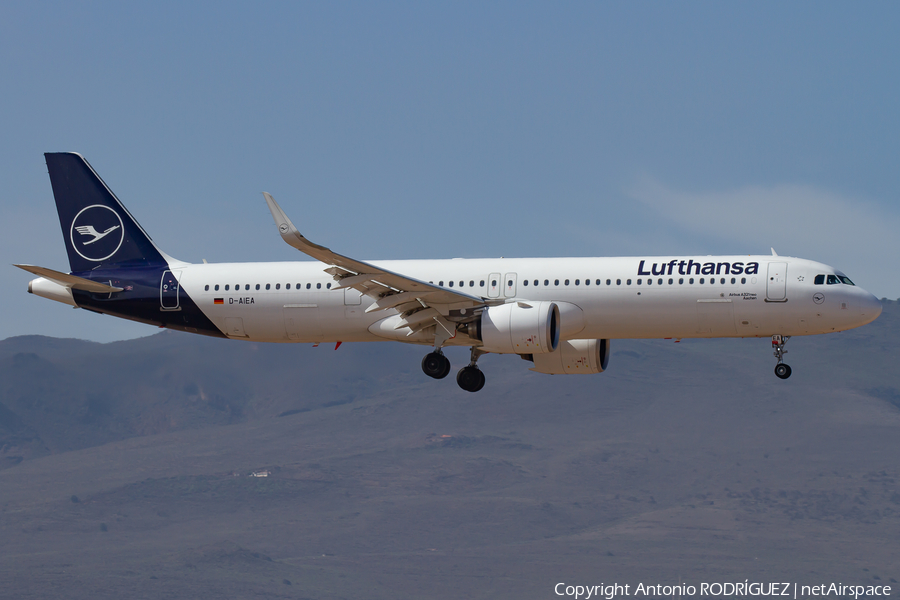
3 2 899 342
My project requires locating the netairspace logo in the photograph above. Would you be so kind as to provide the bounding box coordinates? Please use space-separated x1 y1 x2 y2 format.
553 581 893 599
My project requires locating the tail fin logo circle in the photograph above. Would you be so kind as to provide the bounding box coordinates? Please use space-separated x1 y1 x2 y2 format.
70 205 125 262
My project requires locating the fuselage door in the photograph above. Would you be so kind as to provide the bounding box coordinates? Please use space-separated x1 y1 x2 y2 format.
284 304 323 341
160 270 181 310
504 272 517 298
766 262 787 301
488 273 501 298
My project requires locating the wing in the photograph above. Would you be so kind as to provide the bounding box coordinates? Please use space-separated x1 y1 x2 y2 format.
263 192 487 341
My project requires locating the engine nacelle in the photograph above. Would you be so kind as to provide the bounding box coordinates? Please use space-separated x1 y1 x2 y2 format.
529 339 610 375
471 301 560 355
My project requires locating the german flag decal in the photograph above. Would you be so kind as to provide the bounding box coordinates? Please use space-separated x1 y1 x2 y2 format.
214 298 224 305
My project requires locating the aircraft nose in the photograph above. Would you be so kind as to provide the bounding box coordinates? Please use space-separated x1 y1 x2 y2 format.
859 291 882 324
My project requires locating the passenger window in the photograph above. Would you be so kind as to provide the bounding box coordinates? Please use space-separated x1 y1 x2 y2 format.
306 283 311 289
533 280 538 286
720 278 725 284
204 285 209 291
470 281 474 287
564 279 569 286
246 284 250 291
317 283 322 289
730 278 735 284
616 279 621 285
678 278 683 284
296 283 300 289
439 281 444 286
658 278 663 285
544 280 549 286
690 278 695 284
814 274 825 285
507 280 512 287
827 275 840 285
605 279 610 285
255 284 260 290
584 279 590 286
523 280 529 286
699 278 705 284
575 279 580 286
668 278 673 285
286 283 291 290
225 285 230 291
275 283 280 290
327 283 331 289
266 284 271 290
480 280 485 287
492 280 498 287
626 279 632 285
741 278 746 284
449 281 454 287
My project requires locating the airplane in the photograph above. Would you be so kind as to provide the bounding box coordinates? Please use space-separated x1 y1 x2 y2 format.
16 153 883 392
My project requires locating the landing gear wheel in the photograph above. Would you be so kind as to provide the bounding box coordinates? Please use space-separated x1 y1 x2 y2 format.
457 366 486 392
438 356 452 379
422 352 451 379
771 335 792 380
774 363 792 379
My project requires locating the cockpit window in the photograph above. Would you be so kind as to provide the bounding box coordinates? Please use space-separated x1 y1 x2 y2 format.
839 276 855 286
826 275 840 285
814 274 825 285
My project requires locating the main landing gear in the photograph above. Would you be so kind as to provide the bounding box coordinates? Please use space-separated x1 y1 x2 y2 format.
456 347 486 393
422 350 451 379
421 347 486 392
772 335 792 379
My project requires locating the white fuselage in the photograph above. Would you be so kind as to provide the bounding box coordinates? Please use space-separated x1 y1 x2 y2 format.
176 255 882 346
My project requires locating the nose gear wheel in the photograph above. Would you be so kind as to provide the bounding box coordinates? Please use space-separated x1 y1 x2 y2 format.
772 335 792 379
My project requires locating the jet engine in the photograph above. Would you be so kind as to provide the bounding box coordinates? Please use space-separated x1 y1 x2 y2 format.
528 339 610 374
463 301 560 354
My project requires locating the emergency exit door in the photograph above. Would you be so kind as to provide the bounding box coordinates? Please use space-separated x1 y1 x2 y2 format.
488 273 501 298
504 273 517 297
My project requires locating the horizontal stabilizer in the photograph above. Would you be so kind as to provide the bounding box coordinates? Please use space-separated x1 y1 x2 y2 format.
14 264 123 293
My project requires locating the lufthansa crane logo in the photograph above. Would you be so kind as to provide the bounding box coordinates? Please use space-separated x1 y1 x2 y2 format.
70 205 125 262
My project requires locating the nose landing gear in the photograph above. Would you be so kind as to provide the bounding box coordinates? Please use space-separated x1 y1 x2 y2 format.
772 335 792 379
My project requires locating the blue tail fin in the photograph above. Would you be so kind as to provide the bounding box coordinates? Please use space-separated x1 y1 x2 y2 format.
45 152 170 273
